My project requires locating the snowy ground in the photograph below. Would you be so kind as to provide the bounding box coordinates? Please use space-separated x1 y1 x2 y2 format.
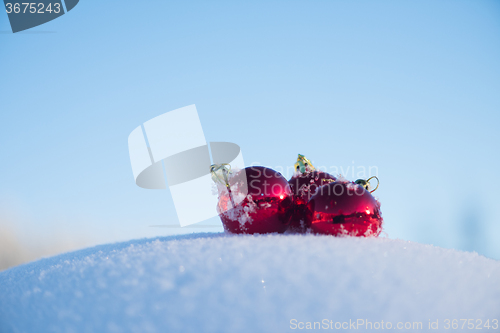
0 233 499 333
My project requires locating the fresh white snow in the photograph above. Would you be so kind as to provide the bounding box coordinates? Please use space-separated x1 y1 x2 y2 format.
1 233 499 333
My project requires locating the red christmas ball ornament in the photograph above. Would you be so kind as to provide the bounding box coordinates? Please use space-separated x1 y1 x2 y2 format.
213 165 294 234
287 154 336 233
306 178 383 237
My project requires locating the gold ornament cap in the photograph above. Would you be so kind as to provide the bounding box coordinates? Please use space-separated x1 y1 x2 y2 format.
294 154 315 174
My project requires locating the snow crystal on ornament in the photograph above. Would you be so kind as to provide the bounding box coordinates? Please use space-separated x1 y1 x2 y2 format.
345 182 359 192
335 174 349 183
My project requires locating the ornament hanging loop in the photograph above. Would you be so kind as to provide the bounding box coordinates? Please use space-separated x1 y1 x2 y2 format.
355 176 380 193
210 163 235 207
366 176 380 193
210 163 232 188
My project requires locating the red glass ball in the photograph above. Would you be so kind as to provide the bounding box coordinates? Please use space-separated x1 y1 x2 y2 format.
306 180 383 237
287 171 337 233
218 166 294 234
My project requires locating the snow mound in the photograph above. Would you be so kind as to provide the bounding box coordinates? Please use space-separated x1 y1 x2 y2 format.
1 234 499 333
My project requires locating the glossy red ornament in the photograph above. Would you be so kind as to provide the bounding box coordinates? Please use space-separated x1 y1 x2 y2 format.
288 171 336 232
306 180 383 237
217 166 294 234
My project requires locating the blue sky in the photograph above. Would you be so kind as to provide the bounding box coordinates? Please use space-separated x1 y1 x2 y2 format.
1 0 499 258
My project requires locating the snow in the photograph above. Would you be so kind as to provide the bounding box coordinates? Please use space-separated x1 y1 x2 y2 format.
1 233 499 333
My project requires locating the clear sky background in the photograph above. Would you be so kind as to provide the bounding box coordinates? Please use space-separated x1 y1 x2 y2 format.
1 0 499 263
